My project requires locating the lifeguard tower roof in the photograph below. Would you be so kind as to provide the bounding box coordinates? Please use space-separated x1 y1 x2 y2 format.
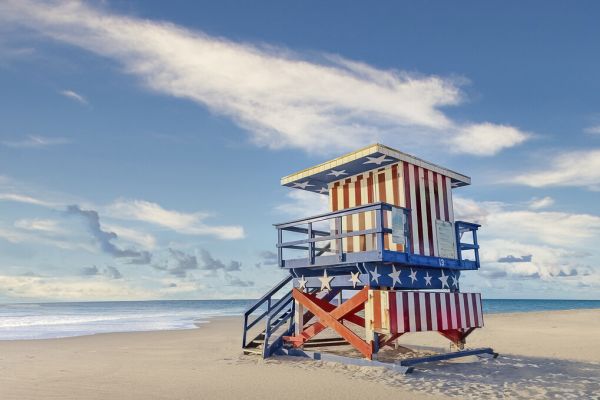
281 143 471 195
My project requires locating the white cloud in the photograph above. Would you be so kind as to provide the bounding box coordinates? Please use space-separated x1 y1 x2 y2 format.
452 196 503 225
0 0 529 156
0 274 152 301
0 225 96 252
101 223 157 250
275 190 329 219
106 199 244 240
59 89 87 105
485 210 600 247
0 135 69 148
14 218 65 234
528 196 554 210
479 239 591 280
450 123 530 156
512 149 600 191
584 124 600 135
454 196 600 286
0 192 58 208
0 227 31 244
0 177 242 241
455 196 600 247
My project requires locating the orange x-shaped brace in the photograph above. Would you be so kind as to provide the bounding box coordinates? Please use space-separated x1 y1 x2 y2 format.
285 287 373 359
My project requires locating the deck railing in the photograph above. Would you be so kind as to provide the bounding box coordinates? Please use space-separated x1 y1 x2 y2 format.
275 202 411 268
455 221 481 267
275 202 480 270
242 275 292 349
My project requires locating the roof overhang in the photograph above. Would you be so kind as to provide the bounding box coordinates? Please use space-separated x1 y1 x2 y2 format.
281 144 471 195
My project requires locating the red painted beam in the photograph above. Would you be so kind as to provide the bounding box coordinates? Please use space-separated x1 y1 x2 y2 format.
287 289 367 346
379 333 403 349
292 288 372 359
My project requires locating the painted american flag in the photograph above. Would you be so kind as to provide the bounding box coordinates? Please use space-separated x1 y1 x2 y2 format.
370 290 484 334
328 161 455 257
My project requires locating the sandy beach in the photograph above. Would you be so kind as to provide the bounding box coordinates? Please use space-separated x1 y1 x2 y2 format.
0 309 599 400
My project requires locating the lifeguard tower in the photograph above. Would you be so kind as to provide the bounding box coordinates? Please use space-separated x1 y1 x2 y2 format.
242 144 496 372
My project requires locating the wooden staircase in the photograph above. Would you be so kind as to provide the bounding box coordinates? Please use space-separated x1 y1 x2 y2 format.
242 276 295 357
243 280 357 357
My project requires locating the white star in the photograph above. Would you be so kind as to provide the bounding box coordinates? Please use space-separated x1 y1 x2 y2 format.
438 270 449 289
424 272 432 286
317 187 328 194
349 271 362 288
297 275 307 291
409 268 418 284
327 169 347 177
369 267 381 284
364 154 393 166
292 181 314 189
388 266 401 287
318 269 334 291
451 274 459 288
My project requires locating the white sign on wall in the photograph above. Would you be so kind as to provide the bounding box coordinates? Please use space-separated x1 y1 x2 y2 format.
391 207 406 246
436 220 457 259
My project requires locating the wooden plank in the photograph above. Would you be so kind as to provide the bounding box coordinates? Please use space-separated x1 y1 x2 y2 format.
373 289 381 330
292 288 373 359
292 289 366 345
365 289 374 344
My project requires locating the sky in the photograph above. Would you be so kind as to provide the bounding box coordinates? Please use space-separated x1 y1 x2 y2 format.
0 0 599 302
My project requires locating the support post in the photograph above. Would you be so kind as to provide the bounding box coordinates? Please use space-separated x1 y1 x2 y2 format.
277 228 283 266
308 222 315 265
404 208 412 254
455 223 463 263
294 299 304 338
364 288 375 345
375 208 385 256
335 216 343 261
473 228 480 267
242 314 248 348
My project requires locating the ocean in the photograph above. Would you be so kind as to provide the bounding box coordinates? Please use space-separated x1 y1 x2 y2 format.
1 298 599 340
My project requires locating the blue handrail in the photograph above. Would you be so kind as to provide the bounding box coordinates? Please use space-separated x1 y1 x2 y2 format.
242 275 292 349
275 202 410 268
262 293 295 357
455 221 481 267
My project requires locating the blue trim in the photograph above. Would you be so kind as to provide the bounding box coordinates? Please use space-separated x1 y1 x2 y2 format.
397 347 498 367
242 275 292 350
290 264 462 290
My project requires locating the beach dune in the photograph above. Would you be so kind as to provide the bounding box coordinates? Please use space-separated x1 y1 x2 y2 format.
0 309 598 399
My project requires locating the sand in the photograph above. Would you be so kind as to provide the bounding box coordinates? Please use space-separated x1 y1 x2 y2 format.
0 309 599 400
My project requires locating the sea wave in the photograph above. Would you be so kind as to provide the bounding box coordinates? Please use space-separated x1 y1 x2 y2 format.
0 299 253 340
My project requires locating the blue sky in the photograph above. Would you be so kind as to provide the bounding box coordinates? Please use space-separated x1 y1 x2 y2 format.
0 0 599 302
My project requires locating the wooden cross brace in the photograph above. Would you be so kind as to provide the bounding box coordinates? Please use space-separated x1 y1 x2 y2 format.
378 332 404 349
285 287 373 359
302 288 341 325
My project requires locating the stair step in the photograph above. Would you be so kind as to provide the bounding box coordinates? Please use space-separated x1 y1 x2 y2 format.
304 340 348 348
243 348 263 355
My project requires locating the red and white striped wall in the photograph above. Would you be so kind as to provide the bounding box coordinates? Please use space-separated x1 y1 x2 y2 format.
370 290 483 334
328 161 455 257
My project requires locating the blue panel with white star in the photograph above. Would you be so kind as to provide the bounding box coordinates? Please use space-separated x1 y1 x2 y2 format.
292 264 461 291
284 151 397 195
